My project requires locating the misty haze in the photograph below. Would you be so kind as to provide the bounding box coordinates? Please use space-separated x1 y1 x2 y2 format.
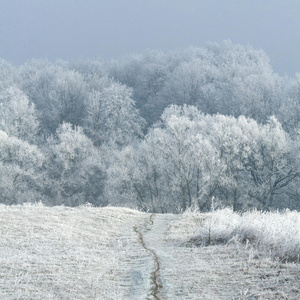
0 1 300 299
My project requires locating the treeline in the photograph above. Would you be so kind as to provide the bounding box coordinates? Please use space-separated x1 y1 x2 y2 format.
0 41 300 212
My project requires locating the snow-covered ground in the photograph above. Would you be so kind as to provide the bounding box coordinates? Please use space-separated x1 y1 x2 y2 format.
0 204 299 299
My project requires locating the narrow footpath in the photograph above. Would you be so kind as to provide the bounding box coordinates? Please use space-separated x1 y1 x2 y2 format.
133 214 162 299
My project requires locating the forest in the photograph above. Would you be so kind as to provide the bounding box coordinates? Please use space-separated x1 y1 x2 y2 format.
1 40 300 213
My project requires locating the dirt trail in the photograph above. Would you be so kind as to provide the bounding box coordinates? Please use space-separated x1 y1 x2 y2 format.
133 214 161 299
133 213 182 299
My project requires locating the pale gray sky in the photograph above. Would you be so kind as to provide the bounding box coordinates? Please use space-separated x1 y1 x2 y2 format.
0 0 300 75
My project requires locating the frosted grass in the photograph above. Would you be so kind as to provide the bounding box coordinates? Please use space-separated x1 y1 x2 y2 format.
191 208 300 262
0 204 299 299
0 203 150 300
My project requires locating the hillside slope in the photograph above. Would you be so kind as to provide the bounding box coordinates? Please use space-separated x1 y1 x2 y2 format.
0 204 299 299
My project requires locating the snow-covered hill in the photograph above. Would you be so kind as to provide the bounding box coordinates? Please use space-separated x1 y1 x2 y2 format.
0 204 299 299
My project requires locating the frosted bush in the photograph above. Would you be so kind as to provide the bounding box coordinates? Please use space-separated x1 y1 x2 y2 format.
191 208 241 245
191 209 300 262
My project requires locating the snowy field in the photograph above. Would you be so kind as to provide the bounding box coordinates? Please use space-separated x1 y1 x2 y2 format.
0 204 299 299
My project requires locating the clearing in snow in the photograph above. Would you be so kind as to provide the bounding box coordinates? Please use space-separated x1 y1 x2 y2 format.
0 204 299 299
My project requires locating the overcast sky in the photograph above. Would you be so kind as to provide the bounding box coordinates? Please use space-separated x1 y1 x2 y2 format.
0 0 300 75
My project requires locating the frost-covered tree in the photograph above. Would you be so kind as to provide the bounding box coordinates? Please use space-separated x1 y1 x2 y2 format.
0 59 16 91
44 123 103 206
202 115 252 211
107 50 181 124
245 117 298 210
68 59 104 82
51 70 87 127
106 106 220 212
154 55 218 115
18 60 66 134
85 79 145 147
0 87 39 143
18 60 87 134
0 130 44 204
279 74 300 135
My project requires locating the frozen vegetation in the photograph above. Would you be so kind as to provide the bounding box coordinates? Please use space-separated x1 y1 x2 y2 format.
190 208 300 262
0 41 300 212
0 204 299 299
